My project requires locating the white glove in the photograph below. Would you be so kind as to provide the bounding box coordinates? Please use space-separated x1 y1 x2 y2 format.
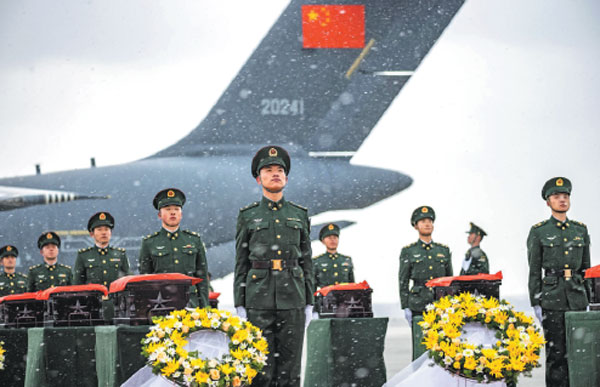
236 306 247 319
305 305 314 328
404 308 412 324
461 258 472 272
533 306 543 324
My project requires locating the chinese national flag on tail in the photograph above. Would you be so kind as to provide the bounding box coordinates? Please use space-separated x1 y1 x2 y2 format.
302 5 365 49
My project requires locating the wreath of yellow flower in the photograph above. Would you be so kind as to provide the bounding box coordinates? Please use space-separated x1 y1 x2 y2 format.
419 294 545 385
0 341 5 370
141 308 268 386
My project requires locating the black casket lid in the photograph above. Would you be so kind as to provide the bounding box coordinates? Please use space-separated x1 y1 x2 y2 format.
37 284 108 300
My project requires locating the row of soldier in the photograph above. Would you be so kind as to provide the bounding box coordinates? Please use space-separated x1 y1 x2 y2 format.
0 144 587 387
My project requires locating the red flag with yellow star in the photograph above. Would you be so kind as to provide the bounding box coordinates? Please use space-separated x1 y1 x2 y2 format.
302 5 365 49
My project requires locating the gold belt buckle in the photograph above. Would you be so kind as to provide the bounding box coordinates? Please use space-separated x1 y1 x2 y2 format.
272 259 283 271
564 269 572 279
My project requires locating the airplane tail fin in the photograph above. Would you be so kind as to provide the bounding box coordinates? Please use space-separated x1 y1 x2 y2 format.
153 0 465 158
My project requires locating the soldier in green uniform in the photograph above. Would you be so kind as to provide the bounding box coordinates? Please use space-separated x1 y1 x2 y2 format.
73 211 130 287
460 222 489 275
399 206 453 359
0 245 28 296
28 232 73 291
234 145 314 387
138 188 209 308
527 177 590 387
313 223 355 288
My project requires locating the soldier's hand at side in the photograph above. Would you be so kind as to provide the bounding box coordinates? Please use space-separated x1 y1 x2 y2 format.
236 306 247 319
533 306 543 324
404 308 412 324
304 305 314 328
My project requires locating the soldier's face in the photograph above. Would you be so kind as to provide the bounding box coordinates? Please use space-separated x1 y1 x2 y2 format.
40 244 59 260
321 235 339 250
158 205 183 228
547 192 570 213
257 165 288 193
414 218 434 236
90 226 112 245
2 256 16 270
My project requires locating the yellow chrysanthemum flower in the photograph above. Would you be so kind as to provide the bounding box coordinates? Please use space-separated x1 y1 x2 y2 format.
464 356 477 370
195 371 209 383
161 359 180 377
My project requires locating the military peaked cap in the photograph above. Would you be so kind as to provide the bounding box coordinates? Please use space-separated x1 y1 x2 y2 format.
251 145 291 178
411 206 435 226
38 231 61 249
153 188 186 209
87 211 115 231
319 223 340 240
0 245 18 259
542 177 572 200
466 222 487 237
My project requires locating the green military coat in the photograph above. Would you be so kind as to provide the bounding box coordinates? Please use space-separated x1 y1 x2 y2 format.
459 246 489 275
138 228 209 307
74 246 130 287
234 196 314 310
313 252 354 288
399 240 453 313
27 263 73 292
527 217 590 310
0 271 28 296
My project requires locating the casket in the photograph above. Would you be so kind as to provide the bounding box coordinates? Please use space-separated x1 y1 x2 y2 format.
315 281 373 318
426 272 503 300
584 265 600 310
109 274 202 325
38 284 108 327
209 291 220 309
0 292 45 328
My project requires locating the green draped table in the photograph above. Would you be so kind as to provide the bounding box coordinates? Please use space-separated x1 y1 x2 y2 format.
22 325 149 387
411 315 427 360
303 317 388 387
0 328 28 387
566 311 600 387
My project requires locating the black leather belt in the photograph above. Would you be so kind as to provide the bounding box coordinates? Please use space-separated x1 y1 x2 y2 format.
252 259 299 271
412 279 428 286
545 268 582 279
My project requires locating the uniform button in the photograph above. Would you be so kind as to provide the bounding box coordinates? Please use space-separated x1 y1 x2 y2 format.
334 272 338 276
277 251 282 255
275 219 280 223
101 251 105 255
277 235 281 239
564 251 569 255
103 270 107 274
562 227 566 230
565 264 569 268
104 282 108 286
174 247 178 251
10 290 14 294
323 269 327 272
50 276 54 279
333 264 337 268
10 282 13 286
252 274 257 279
102 260 106 264
429 266 433 270
557 222 561 226
335 281 339 285
428 256 432 259
430 276 433 279
175 260 179 264
564 238 568 242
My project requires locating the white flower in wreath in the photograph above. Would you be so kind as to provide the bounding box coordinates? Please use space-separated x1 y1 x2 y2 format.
208 359 218 368
508 317 517 323
463 349 474 357
426 304 436 311
167 347 176 356
443 356 453 366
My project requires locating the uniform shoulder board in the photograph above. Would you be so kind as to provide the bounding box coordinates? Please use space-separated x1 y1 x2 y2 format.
144 232 159 240
78 246 92 253
403 242 416 249
571 220 587 228
20 273 28 278
532 219 549 229
434 241 449 248
240 202 259 212
183 229 200 237
313 253 326 260
288 201 308 211
59 263 72 269
29 264 41 270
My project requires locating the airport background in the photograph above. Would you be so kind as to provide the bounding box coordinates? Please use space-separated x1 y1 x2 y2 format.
1 1 599 384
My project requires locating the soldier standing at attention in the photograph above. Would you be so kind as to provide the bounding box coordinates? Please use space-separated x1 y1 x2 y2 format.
527 177 590 387
28 232 73 291
460 222 489 275
399 206 453 358
138 188 209 308
0 245 28 296
234 145 314 387
73 211 130 287
313 223 354 288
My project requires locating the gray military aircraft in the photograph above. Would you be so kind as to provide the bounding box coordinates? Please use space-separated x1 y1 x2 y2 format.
0 0 464 277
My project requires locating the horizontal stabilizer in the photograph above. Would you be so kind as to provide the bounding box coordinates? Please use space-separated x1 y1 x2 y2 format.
0 185 109 211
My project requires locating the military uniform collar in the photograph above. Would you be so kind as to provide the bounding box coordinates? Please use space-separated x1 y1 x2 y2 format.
161 227 181 240
45 263 57 270
550 216 570 229
418 239 434 250
327 252 339 259
3 271 15 278
261 196 285 211
95 244 110 255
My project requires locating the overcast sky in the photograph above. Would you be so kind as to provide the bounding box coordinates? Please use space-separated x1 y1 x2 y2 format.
1 0 599 305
